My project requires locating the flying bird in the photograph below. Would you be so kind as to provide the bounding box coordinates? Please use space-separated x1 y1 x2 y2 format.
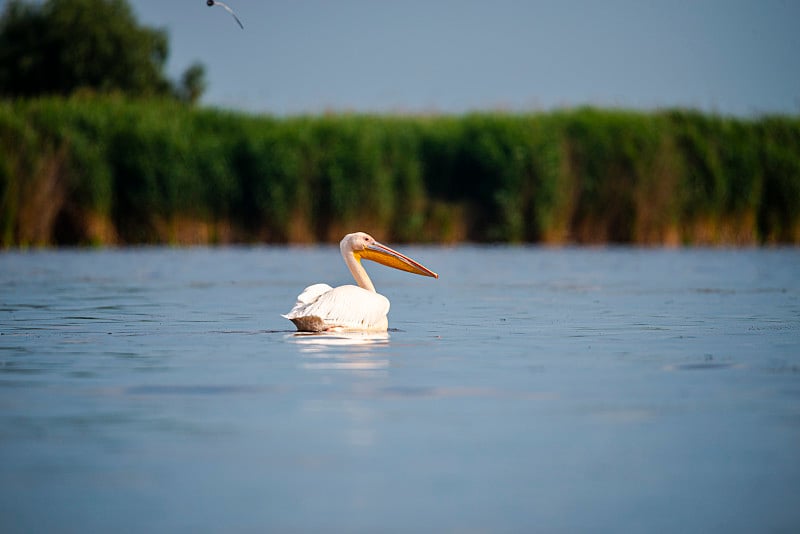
207 0 244 29
283 232 438 332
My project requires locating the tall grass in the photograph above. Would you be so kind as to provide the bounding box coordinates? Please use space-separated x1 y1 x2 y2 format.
1 96 798 246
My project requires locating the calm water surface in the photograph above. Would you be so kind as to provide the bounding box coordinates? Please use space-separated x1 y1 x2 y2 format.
1 246 799 533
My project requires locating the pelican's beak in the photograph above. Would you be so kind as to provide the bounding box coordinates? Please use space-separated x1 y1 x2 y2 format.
360 241 438 278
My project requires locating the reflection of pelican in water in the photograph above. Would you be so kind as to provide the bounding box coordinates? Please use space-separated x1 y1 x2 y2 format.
289 331 390 346
289 332 390 370
283 232 438 332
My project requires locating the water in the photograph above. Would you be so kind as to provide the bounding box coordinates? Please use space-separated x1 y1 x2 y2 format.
1 246 799 533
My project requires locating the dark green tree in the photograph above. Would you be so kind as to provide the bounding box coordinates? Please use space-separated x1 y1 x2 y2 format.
0 0 205 101
178 62 207 105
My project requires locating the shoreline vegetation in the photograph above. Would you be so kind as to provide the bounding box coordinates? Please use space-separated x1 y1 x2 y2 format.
1 97 799 247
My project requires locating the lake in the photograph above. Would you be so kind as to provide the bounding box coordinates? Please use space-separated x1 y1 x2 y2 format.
1 246 799 533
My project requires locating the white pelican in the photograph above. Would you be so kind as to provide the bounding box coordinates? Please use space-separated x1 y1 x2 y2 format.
283 232 438 332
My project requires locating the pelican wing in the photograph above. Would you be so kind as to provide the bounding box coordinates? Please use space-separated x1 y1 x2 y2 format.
283 285 390 332
294 283 334 305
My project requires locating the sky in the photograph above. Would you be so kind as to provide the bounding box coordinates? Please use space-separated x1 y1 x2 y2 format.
14 0 800 115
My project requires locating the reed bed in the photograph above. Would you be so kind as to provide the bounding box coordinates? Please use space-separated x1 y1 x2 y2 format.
2 97 798 246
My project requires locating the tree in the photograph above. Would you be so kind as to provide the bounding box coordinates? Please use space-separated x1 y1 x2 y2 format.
178 63 207 105
0 0 205 101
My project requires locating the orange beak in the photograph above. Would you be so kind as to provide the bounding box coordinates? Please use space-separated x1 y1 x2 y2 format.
359 241 438 279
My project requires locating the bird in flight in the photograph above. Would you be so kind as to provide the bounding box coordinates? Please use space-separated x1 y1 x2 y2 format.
207 0 244 29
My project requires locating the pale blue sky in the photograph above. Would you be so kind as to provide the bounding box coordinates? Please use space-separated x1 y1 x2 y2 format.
12 0 800 115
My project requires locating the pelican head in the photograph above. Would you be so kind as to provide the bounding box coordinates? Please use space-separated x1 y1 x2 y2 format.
340 232 438 292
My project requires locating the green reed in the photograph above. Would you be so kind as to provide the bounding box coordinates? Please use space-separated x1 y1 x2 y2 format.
1 97 798 246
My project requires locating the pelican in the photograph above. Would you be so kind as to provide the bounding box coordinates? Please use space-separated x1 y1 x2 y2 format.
283 232 438 332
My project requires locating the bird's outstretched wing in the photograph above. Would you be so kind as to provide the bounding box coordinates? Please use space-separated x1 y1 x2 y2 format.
207 0 244 29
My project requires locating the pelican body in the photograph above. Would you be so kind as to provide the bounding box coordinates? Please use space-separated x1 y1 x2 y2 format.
283 232 438 332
